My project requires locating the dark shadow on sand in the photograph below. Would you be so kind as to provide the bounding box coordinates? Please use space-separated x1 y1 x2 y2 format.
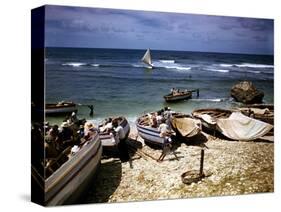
179 132 209 148
77 159 122 204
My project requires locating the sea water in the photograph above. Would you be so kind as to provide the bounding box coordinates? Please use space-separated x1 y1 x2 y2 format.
45 47 274 125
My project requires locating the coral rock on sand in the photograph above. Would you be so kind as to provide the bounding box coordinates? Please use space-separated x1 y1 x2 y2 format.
231 81 264 104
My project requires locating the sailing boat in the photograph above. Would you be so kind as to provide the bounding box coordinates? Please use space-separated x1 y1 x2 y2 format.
141 48 154 69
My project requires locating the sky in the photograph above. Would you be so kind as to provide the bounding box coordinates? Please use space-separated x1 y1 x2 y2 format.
44 5 274 55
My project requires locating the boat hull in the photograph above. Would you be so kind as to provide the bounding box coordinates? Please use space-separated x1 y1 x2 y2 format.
100 117 130 151
239 104 274 125
136 122 164 146
164 92 192 102
45 133 102 206
45 103 78 115
192 108 232 133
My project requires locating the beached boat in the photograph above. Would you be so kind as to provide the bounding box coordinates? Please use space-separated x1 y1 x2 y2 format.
192 108 273 140
32 132 102 206
99 117 130 152
136 112 201 146
141 48 154 69
46 101 78 115
170 114 202 138
192 108 232 131
237 104 274 125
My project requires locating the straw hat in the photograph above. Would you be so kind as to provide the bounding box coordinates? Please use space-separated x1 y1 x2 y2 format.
61 122 69 128
84 121 95 130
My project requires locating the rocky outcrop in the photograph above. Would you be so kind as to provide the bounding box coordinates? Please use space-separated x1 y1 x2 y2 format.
231 81 264 104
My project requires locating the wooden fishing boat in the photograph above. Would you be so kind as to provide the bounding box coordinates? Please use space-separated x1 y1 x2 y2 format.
163 89 199 102
45 101 78 115
136 112 201 146
192 108 232 131
164 90 192 102
237 104 274 125
32 131 102 206
192 108 273 140
170 113 202 138
136 115 165 146
99 117 130 152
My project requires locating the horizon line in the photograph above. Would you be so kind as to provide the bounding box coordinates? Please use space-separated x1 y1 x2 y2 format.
45 46 274 56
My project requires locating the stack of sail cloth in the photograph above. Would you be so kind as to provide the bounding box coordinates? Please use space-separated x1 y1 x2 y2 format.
216 112 273 140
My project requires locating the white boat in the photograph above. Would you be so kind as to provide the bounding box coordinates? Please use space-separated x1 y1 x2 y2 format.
32 132 102 206
141 48 154 69
136 119 164 146
136 112 201 146
99 117 130 151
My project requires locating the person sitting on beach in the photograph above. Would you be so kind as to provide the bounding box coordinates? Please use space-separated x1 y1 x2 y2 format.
112 119 130 162
58 122 74 150
44 122 50 132
163 107 174 120
100 118 113 133
156 110 164 126
31 123 44 169
150 113 158 128
70 112 79 124
83 121 98 141
77 124 84 137
45 125 60 156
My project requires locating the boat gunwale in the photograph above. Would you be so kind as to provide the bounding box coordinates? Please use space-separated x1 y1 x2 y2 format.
45 132 100 193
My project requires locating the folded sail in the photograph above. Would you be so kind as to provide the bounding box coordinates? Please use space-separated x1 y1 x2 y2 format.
141 49 153 67
217 112 273 140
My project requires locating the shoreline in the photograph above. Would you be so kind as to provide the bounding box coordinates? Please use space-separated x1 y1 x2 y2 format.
80 126 274 204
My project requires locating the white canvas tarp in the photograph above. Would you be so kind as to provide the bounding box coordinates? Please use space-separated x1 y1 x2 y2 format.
217 112 273 141
171 117 201 137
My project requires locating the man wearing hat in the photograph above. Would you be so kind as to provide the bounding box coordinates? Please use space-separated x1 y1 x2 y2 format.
58 122 74 150
83 121 98 141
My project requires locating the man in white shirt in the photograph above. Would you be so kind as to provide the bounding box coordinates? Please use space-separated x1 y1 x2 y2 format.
157 119 178 162
112 119 129 162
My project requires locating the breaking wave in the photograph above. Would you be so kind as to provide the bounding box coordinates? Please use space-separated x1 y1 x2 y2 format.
90 64 100 67
191 98 228 102
206 68 229 73
159 60 175 64
62 62 87 67
219 63 273 68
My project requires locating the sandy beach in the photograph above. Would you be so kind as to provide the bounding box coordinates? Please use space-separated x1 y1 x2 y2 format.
80 126 274 204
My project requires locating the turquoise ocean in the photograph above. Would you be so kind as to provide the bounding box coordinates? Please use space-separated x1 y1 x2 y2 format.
45 47 274 126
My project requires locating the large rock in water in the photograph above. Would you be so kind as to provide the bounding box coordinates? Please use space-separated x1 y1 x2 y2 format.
231 81 264 104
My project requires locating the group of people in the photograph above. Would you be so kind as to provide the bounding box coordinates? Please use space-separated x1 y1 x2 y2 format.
44 113 130 161
143 107 178 162
99 117 130 162
145 107 174 129
170 88 189 96
44 112 92 160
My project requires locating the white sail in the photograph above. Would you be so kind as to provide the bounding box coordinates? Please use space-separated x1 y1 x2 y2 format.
141 49 153 67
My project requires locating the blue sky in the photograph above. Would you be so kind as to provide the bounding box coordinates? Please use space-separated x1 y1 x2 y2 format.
45 5 274 55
